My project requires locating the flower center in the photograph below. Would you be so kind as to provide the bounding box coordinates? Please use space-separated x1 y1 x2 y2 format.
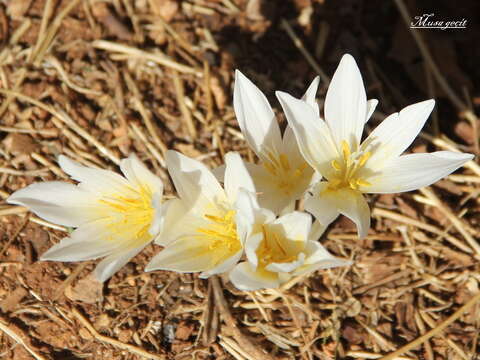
256 226 302 269
327 140 372 191
196 210 241 266
262 151 309 196
99 186 155 244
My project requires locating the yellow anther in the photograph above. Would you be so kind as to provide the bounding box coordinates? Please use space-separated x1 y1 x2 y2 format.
359 152 371 167
263 161 277 175
356 179 372 187
279 154 291 171
331 159 341 171
267 151 280 166
348 179 358 190
341 140 351 161
204 214 225 223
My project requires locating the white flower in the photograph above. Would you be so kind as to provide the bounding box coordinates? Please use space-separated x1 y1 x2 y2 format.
276 54 474 239
7 155 166 282
145 150 257 278
229 209 350 291
232 70 318 213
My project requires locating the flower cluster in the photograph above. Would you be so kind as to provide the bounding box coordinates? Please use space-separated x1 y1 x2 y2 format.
8 54 473 290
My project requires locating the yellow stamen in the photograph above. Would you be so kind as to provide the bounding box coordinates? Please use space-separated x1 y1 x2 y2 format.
279 154 291 171
356 179 372 187
341 140 351 161
331 159 341 171
359 152 371 167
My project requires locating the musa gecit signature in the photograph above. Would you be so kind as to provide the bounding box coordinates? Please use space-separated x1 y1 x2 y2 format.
411 13 467 30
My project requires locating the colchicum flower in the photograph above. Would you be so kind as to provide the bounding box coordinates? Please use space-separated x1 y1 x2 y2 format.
230 209 350 291
276 54 474 238
145 150 257 278
232 70 317 213
8 155 166 282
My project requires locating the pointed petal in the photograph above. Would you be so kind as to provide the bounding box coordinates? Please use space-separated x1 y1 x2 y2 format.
166 150 225 209
304 182 340 228
276 91 339 177
234 70 282 157
301 76 320 115
244 232 263 268
229 262 279 291
306 183 370 239
365 99 378 123
94 246 144 282
266 253 305 273
58 156 134 197
293 241 351 276
324 54 367 148
224 152 255 203
8 182 97 227
199 250 242 278
364 100 435 168
153 199 194 246
309 220 327 241
234 187 260 242
273 211 311 244
40 220 121 262
366 151 474 194
145 236 216 273
120 154 163 195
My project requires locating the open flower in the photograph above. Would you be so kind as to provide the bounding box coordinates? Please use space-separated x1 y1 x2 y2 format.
229 210 350 290
232 70 317 213
145 150 257 278
8 155 165 282
276 54 474 238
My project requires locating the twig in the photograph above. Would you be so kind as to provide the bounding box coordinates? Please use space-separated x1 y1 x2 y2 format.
92 40 201 76
211 276 275 360
0 318 47 360
380 291 480 360
280 19 330 83
71 308 165 360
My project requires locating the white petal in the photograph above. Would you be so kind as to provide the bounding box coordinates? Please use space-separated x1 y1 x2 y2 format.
199 249 242 278
365 99 378 123
324 54 367 148
306 183 370 239
58 156 134 197
294 241 351 276
244 232 263 268
266 253 305 273
234 188 260 242
282 126 305 168
364 100 435 168
304 182 340 228
273 211 311 244
366 151 474 194
154 202 205 246
94 246 144 282
301 76 320 115
234 70 282 157
40 220 121 262
224 152 255 203
7 182 97 227
166 150 225 209
229 262 279 291
309 220 327 241
276 91 339 177
145 237 216 273
149 194 167 237
120 154 163 195
245 162 310 214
